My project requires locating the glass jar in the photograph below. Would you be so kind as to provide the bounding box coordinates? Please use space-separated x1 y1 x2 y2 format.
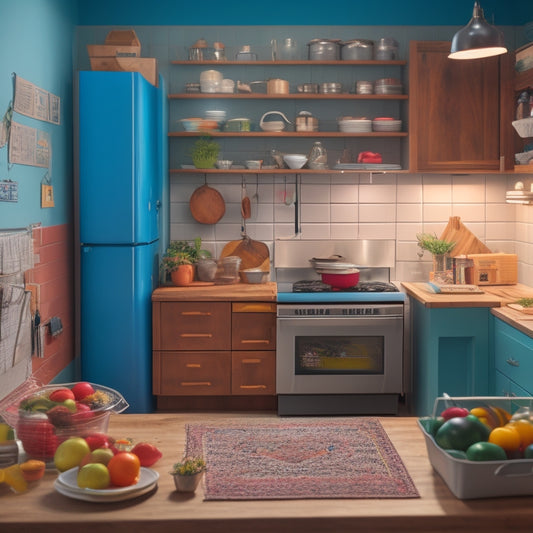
308 141 328 170
280 38 298 60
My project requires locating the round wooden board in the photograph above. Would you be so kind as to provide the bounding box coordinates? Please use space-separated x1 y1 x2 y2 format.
220 237 270 271
189 184 225 224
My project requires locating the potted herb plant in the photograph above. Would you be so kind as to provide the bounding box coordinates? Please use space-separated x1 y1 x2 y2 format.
417 232 456 283
170 457 206 492
161 238 211 286
191 136 220 169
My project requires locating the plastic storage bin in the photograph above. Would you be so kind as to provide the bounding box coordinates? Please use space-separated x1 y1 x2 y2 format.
419 396 533 499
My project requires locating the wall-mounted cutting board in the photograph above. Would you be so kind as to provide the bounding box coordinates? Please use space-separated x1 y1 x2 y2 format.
439 216 492 257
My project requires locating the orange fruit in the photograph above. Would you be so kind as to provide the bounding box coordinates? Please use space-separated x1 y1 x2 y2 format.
507 419 533 449
488 425 521 453
107 452 141 487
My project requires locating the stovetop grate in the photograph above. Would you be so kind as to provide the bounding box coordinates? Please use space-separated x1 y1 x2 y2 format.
292 280 399 293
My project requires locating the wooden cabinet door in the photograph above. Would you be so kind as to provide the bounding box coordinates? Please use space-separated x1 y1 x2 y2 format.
232 302 276 351
231 351 276 395
154 351 231 395
409 41 514 172
157 301 231 351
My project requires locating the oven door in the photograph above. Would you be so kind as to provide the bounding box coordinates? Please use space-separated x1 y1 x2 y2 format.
276 314 403 395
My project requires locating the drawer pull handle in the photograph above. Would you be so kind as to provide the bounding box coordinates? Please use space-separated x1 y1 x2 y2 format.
506 357 520 367
185 363 202 368
181 311 212 316
242 358 261 364
241 339 270 345
181 381 212 387
180 333 213 338
239 385 267 389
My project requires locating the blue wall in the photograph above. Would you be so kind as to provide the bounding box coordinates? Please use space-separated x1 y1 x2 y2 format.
76 0 533 26
0 0 76 230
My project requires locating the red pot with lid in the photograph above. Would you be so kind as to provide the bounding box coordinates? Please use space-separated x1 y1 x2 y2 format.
311 259 360 288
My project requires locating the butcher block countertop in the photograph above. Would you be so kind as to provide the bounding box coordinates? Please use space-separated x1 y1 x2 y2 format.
152 281 277 302
402 282 533 338
6 413 533 533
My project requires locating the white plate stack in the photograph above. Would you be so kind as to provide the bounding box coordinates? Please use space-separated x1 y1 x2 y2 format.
337 118 372 133
372 118 402 132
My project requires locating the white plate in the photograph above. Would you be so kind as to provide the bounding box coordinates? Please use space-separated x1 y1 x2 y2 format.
54 467 159 502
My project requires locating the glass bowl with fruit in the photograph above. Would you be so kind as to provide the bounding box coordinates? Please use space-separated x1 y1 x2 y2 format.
0 379 129 460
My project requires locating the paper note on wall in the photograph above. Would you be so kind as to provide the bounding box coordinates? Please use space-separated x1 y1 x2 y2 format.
13 75 60 125
8 121 50 168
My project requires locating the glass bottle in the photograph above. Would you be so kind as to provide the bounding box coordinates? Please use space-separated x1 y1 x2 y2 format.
308 141 328 170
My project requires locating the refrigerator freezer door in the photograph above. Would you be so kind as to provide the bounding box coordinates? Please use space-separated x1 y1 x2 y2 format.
80 241 159 413
79 71 161 245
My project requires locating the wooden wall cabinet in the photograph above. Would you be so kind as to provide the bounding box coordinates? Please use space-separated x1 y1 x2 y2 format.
409 41 515 173
153 299 276 403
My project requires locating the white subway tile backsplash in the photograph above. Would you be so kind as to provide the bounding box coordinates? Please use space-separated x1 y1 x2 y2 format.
451 204 486 222
331 204 358 223
168 171 533 284
301 204 330 223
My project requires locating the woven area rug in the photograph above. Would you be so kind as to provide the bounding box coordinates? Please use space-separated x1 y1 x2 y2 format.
185 417 419 501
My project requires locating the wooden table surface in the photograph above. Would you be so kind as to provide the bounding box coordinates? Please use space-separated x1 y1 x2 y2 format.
3 412 533 533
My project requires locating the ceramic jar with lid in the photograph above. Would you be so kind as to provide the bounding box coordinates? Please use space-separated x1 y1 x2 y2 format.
295 111 319 132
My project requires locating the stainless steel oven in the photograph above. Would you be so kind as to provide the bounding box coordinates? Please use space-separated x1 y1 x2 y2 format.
277 303 404 415
274 239 406 416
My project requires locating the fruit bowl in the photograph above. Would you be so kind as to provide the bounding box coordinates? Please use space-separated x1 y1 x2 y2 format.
0 379 129 460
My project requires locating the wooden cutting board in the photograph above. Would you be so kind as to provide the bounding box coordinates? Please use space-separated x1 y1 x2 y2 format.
220 237 270 271
189 184 225 224
439 216 492 257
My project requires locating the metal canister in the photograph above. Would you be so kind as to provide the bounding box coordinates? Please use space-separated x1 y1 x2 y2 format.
307 39 341 61
295 111 319 132
341 39 374 60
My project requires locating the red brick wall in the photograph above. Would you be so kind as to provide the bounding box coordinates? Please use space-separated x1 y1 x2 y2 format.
26 224 75 383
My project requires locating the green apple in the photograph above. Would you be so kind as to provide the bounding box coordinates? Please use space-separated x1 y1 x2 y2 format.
54 437 91 472
77 463 110 489
80 447 114 467
63 399 77 413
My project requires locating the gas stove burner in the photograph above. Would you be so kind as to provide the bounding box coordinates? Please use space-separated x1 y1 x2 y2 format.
347 281 399 293
292 280 399 293
293 280 332 292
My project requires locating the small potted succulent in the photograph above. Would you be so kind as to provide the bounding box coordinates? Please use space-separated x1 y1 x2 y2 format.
191 136 220 169
170 456 206 492
161 238 211 286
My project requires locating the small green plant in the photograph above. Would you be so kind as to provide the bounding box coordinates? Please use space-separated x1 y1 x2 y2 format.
191 136 220 169
517 297 533 308
161 238 211 274
170 457 206 476
416 233 456 255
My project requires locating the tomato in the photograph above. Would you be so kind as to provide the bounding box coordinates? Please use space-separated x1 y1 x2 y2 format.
71 382 95 401
435 414 490 451
107 452 141 487
440 407 469 421
49 388 75 403
466 442 507 461
84 432 111 451
131 442 162 467
488 426 521 455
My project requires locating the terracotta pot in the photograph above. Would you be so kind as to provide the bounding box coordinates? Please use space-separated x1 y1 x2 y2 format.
171 265 194 286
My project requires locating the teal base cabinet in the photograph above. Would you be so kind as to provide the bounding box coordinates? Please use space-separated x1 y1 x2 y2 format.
410 299 491 416
492 317 533 397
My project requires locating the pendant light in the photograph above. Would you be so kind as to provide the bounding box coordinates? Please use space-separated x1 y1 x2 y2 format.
449 1 507 60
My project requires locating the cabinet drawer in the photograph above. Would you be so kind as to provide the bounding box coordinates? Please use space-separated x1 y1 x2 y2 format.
231 351 276 395
494 370 533 397
158 302 231 350
232 310 276 351
154 351 231 395
494 321 533 390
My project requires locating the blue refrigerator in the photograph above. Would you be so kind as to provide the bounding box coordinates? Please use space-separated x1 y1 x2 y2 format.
78 71 167 413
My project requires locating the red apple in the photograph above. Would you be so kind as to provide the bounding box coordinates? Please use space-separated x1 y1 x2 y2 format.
71 382 95 401
49 388 75 403
85 432 111 451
